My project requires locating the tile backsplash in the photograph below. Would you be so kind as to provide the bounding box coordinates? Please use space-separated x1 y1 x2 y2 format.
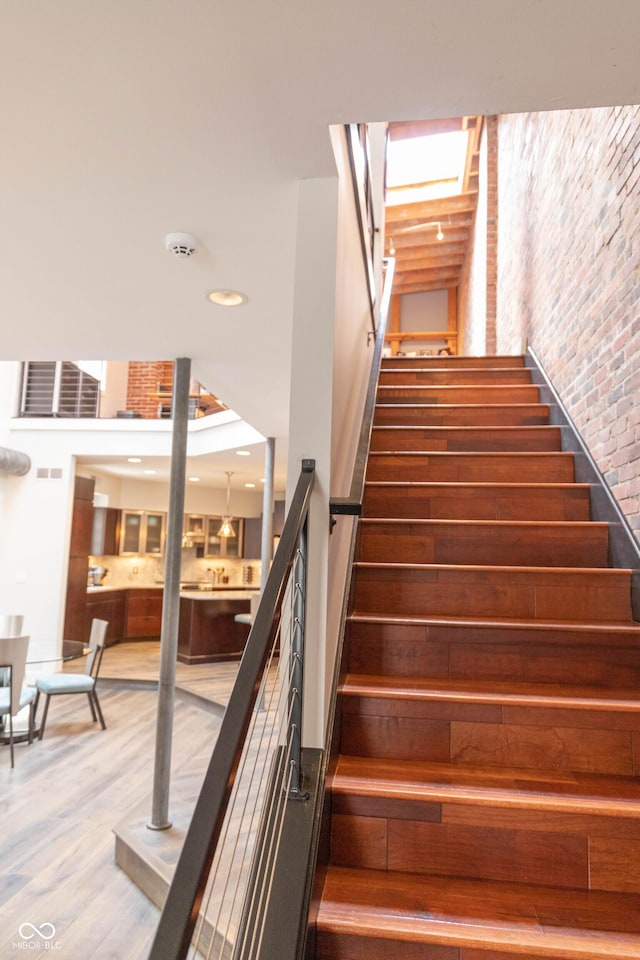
90 550 260 589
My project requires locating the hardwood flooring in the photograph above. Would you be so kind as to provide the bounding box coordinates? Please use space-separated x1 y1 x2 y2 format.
0 646 240 959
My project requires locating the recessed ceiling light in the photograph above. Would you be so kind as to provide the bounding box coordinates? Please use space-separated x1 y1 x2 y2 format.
236 450 251 457
188 476 200 482
143 469 157 475
245 482 256 488
128 457 142 463
207 289 247 307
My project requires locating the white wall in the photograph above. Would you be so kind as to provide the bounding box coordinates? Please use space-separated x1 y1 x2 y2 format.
287 176 339 749
398 290 449 354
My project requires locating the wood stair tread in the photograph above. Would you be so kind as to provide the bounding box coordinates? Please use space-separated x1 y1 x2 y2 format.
371 424 559 432
332 754 640 812
355 560 631 575
380 355 525 366
318 866 640 958
365 480 591 489
348 611 640 636
368 450 572 457
360 517 608 530
340 673 640 711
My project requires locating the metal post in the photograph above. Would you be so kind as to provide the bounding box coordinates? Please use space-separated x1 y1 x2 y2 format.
260 437 275 593
148 357 191 830
288 516 307 797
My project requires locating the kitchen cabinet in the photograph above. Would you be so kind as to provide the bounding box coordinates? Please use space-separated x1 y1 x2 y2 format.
125 588 163 638
178 592 253 664
204 516 244 558
240 501 285 559
119 510 166 555
86 589 126 646
64 476 95 648
91 506 120 556
183 514 206 557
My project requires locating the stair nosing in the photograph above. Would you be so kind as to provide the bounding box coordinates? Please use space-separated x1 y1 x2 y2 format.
364 480 591 488
354 560 632 575
318 867 640 959
348 612 640 633
340 673 640 712
358 517 608 530
331 755 640 815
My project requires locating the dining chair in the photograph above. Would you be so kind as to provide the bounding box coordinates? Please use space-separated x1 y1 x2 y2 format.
0 634 36 767
34 618 108 740
0 615 24 685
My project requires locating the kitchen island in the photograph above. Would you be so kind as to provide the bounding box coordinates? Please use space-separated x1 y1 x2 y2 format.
85 585 257 664
178 589 257 664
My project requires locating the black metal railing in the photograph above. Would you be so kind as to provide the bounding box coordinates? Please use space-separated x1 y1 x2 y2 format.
147 459 315 960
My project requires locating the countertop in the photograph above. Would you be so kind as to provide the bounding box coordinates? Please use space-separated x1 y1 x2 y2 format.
87 585 258 600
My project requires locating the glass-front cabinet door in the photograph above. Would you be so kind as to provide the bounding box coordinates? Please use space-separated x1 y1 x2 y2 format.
120 510 166 555
183 514 206 557
204 516 243 557
145 513 165 554
121 511 143 553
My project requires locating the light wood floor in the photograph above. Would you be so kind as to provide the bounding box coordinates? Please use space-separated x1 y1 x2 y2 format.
1 644 241 959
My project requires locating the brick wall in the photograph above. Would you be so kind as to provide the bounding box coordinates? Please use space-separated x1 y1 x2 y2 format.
495 105 640 539
126 360 175 418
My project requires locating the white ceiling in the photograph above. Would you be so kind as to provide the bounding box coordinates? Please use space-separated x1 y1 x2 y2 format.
2 1 639 478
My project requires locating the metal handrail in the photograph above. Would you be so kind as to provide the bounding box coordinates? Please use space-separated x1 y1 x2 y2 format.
147 459 316 960
330 255 395 517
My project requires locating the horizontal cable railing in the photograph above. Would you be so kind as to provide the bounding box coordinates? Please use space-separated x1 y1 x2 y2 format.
147 459 315 960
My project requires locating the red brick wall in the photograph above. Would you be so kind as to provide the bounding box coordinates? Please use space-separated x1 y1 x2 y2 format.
495 105 640 539
126 360 174 418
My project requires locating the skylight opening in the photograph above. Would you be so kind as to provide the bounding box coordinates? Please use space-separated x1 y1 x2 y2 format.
386 130 469 205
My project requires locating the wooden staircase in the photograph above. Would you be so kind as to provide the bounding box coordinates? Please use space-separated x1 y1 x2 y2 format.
314 355 640 960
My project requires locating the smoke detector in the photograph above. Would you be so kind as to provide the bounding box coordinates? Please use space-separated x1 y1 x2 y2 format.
165 232 199 258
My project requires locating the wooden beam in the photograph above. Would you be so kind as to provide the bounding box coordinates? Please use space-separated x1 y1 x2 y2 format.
386 192 478 227
394 233 468 263
393 273 460 297
387 227 471 252
389 295 402 356
448 286 458 334
396 254 464 283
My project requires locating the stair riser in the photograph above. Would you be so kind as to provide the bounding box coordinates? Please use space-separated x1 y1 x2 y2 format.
357 523 609 568
374 404 551 427
316 931 557 960
366 453 575 483
377 385 540 404
352 566 633 621
362 484 591 521
347 621 640 687
339 694 640 775
329 797 640 893
379 370 533 386
369 427 561 452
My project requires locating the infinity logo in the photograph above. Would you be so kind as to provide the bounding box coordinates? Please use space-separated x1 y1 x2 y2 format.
18 923 56 941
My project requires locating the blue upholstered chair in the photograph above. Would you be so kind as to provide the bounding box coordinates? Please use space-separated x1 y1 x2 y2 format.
0 634 36 767
34 618 108 740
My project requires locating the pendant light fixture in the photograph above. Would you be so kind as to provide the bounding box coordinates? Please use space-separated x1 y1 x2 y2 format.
217 471 236 538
